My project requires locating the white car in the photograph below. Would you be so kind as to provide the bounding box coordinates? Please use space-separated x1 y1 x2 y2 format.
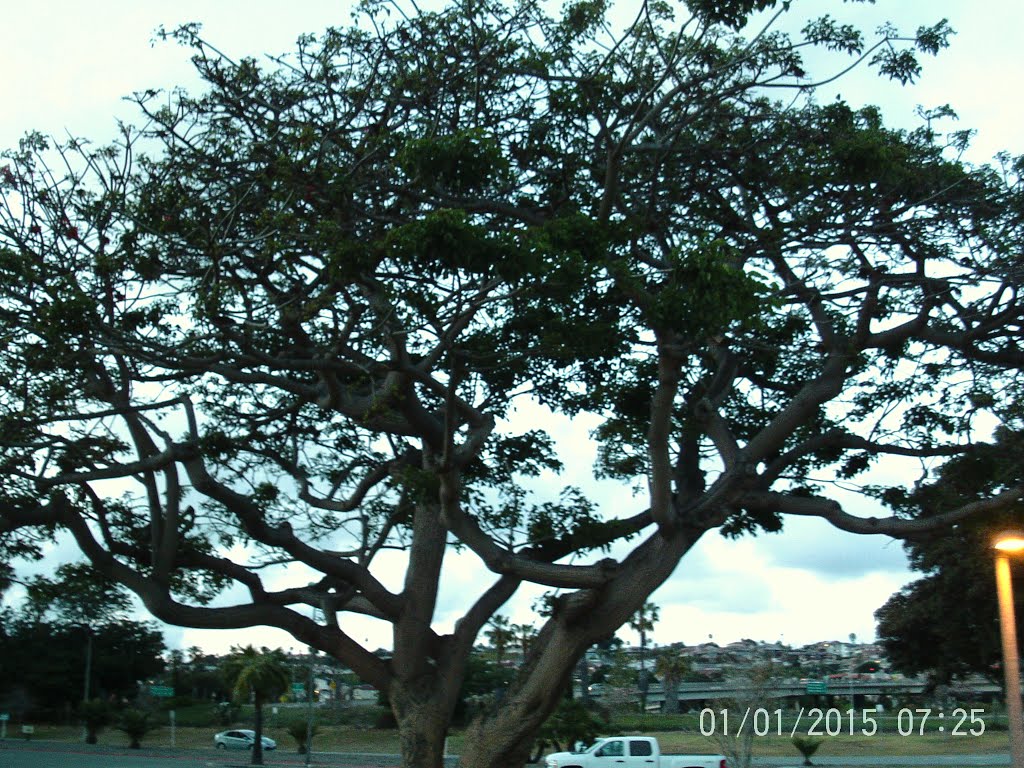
214 729 277 750
545 736 725 768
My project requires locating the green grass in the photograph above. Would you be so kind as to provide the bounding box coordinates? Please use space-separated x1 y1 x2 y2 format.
19 721 1010 760
17 704 1013 763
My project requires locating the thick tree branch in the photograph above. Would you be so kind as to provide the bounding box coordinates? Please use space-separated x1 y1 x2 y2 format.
740 486 1024 537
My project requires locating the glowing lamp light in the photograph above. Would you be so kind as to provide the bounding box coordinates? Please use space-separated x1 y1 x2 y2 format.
993 534 1024 553
992 529 1024 767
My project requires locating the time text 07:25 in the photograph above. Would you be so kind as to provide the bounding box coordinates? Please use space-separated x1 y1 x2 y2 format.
698 708 987 737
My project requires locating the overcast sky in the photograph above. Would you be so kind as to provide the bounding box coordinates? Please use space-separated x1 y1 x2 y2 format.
3 0 1021 656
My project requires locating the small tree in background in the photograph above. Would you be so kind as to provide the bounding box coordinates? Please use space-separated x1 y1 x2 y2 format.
117 709 157 749
223 647 291 766
629 603 660 712
287 718 320 754
531 698 604 762
485 615 515 665
708 663 776 768
512 624 538 659
791 736 823 766
654 647 691 714
78 699 111 745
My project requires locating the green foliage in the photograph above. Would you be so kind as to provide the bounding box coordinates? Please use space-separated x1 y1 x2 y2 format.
0 2 1020 765
643 240 770 339
484 614 515 662
24 562 132 625
792 735 823 765
537 698 604 752
286 718 320 754
384 208 511 277
398 129 508 193
875 430 1024 684
0 612 166 721
683 0 777 30
216 701 243 726
221 646 289 764
79 699 112 745
455 652 517 724
224 646 292 706
116 708 158 749
654 648 690 714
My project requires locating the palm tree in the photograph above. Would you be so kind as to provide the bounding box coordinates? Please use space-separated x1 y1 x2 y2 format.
629 602 660 711
223 646 291 766
654 647 690 714
485 615 515 664
511 623 538 659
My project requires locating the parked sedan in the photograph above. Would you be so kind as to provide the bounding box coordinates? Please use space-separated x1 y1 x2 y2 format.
214 729 277 750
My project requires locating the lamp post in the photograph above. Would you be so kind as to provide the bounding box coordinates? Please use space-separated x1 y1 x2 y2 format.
993 532 1024 768
305 646 316 767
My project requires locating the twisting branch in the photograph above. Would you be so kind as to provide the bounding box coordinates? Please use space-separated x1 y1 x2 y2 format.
740 486 1024 538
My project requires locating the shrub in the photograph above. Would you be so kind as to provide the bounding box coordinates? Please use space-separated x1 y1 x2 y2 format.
532 698 604 760
336 705 390 729
792 736 823 766
215 700 241 725
78 699 111 745
161 701 219 728
286 718 321 754
117 709 158 749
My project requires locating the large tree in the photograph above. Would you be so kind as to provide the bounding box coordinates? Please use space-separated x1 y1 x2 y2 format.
1 1 1022 766
875 430 1024 686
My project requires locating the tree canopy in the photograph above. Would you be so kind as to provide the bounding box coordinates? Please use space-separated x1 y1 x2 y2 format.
0 569 166 720
1 1 1022 766
875 430 1024 686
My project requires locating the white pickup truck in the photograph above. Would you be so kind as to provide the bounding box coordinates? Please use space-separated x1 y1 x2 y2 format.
544 736 727 768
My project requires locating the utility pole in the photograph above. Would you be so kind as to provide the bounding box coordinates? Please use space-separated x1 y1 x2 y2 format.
81 628 93 742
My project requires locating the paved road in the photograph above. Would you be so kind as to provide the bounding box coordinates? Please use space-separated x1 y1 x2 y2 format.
751 756 1011 766
0 742 1013 767
0 742 408 768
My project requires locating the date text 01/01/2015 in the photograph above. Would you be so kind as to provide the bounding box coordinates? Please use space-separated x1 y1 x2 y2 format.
698 708 987 737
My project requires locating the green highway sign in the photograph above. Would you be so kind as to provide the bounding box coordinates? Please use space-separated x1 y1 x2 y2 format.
291 683 306 695
805 681 827 694
149 685 174 697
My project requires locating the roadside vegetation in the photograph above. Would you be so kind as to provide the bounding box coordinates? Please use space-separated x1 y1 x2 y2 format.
14 703 1012 761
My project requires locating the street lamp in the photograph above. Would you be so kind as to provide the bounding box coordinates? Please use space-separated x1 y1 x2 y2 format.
305 646 316 767
993 532 1024 768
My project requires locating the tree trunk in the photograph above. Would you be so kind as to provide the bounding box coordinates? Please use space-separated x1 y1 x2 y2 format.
391 683 451 768
459 624 587 768
663 675 680 714
251 697 264 766
461 526 703 768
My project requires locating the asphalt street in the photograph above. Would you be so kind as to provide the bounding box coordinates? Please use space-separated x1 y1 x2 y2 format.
0 742 1014 768
0 742 408 768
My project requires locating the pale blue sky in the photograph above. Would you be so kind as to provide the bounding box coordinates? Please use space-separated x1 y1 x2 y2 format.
2 0 1020 654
